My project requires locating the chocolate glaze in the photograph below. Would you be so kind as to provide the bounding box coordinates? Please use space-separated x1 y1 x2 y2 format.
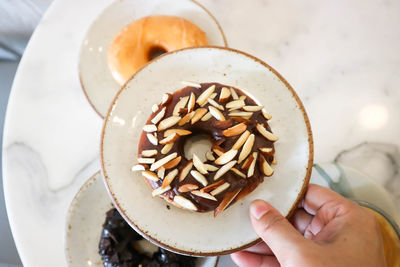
138 83 275 212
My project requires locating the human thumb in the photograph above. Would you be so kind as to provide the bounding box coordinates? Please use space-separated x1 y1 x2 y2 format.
250 200 306 259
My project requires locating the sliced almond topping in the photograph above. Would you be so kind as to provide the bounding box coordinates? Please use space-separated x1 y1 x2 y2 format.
247 152 258 177
141 150 158 157
231 116 255 125
157 167 165 179
143 124 157 132
201 180 225 193
152 104 159 113
215 149 238 165
161 169 178 189
212 145 225 157
161 143 173 154
191 108 208 124
191 190 217 201
138 158 155 164
259 147 275 156
226 99 245 110
163 156 181 170
219 87 231 103
209 106 225 121
200 92 217 107
204 164 219 172
222 123 247 137
173 195 198 211
230 168 246 178
152 185 171 197
205 151 216 161
147 133 158 146
238 134 255 164
164 129 192 137
228 111 253 119
142 170 159 181
187 92 196 112
214 160 237 180
150 153 177 171
178 184 199 193
131 164 145 172
239 95 246 101
178 111 195 126
230 87 239 100
214 188 241 217
200 112 212 121
232 130 250 150
151 107 166 124
212 120 233 129
243 105 263 112
260 154 274 176
190 170 208 186
181 81 201 88
262 108 272 120
161 93 172 105
272 157 277 165
210 182 230 196
173 96 189 116
196 85 215 106
256 124 279 141
179 160 193 181
159 132 179 145
241 155 254 170
158 116 181 131
192 154 208 174
207 98 224 110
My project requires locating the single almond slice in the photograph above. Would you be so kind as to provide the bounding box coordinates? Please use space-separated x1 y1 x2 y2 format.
179 160 193 181
173 195 198 211
191 190 217 201
152 104 159 113
210 182 230 196
161 143 173 154
161 93 172 105
191 108 208 124
141 150 158 157
247 152 258 177
204 164 219 172
181 81 201 88
161 169 178 189
259 147 275 156
142 170 159 181
214 160 237 180
138 158 155 164
262 108 272 120
215 149 238 165
230 87 239 100
158 116 181 131
228 111 253 119
230 168 246 178
157 167 165 179
259 154 274 176
190 170 208 186
173 96 189 116
238 134 255 164
212 120 233 129
241 155 254 170
150 153 177 171
212 145 225 157
147 133 158 146
131 164 145 172
196 85 215 106
232 130 250 150
192 154 208 174
222 123 247 137
151 107 166 124
152 185 171 197
214 188 241 217
256 124 279 141
164 129 192 137
219 87 231 103
272 157 277 165
188 92 196 112
231 117 254 125
239 95 246 101
226 99 245 110
143 124 157 132
163 156 181 169
200 112 212 121
159 132 179 145
209 106 225 121
243 105 263 112
178 111 195 126
178 184 199 193
205 151 216 161
201 180 225 193
207 98 224 110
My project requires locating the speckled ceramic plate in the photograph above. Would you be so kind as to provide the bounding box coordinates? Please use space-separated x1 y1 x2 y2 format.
79 0 227 118
100 47 314 256
65 171 218 266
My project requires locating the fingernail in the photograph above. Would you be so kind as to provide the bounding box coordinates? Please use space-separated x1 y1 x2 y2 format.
250 201 269 220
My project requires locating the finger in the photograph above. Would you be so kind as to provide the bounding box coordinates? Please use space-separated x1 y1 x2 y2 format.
243 241 273 255
249 200 307 259
231 251 280 267
289 208 313 235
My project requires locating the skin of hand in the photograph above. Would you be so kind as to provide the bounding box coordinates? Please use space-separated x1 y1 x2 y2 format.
231 184 386 267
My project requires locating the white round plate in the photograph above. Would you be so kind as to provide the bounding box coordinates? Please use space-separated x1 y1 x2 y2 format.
65 171 218 266
101 47 314 255
79 0 227 118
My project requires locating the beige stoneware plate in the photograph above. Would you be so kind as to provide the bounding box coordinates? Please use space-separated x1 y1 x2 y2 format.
65 171 218 266
79 0 227 118
101 46 314 256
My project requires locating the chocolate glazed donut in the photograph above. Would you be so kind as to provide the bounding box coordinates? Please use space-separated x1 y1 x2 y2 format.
133 82 278 217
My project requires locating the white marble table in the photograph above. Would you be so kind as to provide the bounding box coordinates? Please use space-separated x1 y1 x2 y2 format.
3 0 400 266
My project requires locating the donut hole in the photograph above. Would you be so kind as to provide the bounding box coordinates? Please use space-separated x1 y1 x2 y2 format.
148 46 168 61
183 134 213 162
